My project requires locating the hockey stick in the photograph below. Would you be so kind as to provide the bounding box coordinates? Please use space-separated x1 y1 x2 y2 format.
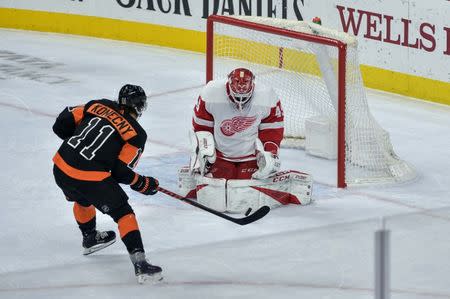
157 187 270 225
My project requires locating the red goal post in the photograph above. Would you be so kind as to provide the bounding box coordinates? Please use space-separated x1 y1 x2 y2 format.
206 15 415 188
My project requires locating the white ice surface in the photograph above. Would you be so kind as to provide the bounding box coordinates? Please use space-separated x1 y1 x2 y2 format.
0 29 449 299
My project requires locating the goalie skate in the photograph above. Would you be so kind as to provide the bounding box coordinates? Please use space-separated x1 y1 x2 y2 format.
82 230 116 255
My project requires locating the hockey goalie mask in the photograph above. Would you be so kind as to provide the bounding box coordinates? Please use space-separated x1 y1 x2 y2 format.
118 84 148 119
227 68 255 110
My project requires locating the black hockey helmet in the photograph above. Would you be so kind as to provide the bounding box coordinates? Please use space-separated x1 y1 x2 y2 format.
118 84 147 118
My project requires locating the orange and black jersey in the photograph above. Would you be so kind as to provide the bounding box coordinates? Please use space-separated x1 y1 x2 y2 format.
52 99 146 184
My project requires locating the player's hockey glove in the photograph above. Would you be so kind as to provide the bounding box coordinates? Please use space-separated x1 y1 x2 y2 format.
252 139 281 179
189 131 216 175
253 152 280 179
131 175 159 195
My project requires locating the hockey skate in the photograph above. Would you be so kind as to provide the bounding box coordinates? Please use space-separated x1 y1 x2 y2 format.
82 230 116 255
130 251 163 284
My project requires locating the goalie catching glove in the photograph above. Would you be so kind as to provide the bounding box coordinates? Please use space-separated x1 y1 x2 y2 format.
252 139 280 179
131 175 159 195
189 130 216 175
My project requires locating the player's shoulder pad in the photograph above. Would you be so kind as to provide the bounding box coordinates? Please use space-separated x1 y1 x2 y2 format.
128 128 147 148
252 83 280 108
91 98 116 106
83 98 111 110
200 79 227 104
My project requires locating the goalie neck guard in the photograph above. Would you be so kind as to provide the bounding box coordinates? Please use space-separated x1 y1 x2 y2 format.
226 68 255 110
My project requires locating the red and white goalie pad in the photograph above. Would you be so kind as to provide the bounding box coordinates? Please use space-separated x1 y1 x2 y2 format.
179 170 313 213
178 166 198 199
196 176 227 211
226 171 313 213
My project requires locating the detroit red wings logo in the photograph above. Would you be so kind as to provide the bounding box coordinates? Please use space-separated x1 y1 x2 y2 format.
220 116 257 136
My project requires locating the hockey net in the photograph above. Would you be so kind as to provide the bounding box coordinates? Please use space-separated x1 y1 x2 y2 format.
207 15 415 187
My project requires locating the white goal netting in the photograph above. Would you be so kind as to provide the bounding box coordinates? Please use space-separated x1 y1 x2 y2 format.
209 16 415 187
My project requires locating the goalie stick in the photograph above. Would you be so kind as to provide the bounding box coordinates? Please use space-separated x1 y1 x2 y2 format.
157 187 270 225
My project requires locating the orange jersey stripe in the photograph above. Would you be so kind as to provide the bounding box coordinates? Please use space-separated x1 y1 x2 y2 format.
118 214 139 238
73 203 96 224
71 106 85 125
86 103 137 141
53 152 111 181
118 143 140 166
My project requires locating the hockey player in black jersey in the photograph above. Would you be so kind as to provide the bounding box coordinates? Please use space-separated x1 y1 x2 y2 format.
52 84 162 283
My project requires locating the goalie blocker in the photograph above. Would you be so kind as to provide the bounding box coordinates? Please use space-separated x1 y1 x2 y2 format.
179 168 313 213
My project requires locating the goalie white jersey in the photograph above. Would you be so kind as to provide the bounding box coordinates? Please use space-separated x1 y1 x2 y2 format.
192 79 284 162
